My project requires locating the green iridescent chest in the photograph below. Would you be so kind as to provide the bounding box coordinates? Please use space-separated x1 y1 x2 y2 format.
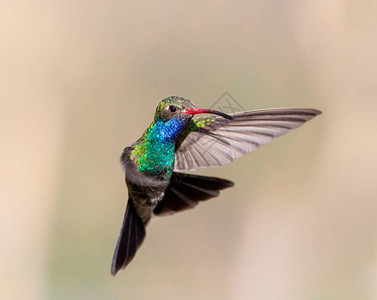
131 119 184 179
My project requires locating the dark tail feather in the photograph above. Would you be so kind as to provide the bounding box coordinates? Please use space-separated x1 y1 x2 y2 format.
153 172 234 216
111 198 146 275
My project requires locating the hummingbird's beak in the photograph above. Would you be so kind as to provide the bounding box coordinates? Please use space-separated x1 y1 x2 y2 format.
182 107 233 120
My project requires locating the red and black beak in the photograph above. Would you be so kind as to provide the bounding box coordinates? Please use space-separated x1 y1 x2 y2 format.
182 107 233 120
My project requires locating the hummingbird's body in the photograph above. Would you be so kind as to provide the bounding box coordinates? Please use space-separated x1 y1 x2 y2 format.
122 120 178 221
111 96 321 275
130 119 180 180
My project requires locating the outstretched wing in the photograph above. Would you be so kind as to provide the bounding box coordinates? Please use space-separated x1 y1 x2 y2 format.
174 108 321 171
153 172 234 216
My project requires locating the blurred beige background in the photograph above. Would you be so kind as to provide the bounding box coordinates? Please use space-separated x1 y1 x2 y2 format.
1 1 377 299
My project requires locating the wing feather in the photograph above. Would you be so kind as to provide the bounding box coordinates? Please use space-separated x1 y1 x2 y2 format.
174 108 321 171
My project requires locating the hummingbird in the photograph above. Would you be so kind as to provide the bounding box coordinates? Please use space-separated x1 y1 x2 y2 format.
111 96 321 275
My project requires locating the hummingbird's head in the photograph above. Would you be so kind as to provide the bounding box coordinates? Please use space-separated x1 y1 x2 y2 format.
154 96 233 124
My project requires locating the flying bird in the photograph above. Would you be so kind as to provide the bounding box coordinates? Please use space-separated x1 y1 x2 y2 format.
111 96 321 275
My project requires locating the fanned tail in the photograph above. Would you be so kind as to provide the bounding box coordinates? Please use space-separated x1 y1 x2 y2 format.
111 173 233 274
153 172 234 216
111 198 146 275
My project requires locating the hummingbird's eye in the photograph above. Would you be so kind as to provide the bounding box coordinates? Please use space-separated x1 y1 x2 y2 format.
168 105 177 112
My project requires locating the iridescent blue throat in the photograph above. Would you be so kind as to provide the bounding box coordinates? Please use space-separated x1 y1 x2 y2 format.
151 118 186 142
133 117 186 178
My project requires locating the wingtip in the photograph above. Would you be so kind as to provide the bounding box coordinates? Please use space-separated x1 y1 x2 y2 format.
220 178 235 187
311 108 322 116
287 107 323 116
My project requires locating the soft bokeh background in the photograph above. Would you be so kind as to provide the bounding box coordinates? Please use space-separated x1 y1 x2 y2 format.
1 1 377 299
